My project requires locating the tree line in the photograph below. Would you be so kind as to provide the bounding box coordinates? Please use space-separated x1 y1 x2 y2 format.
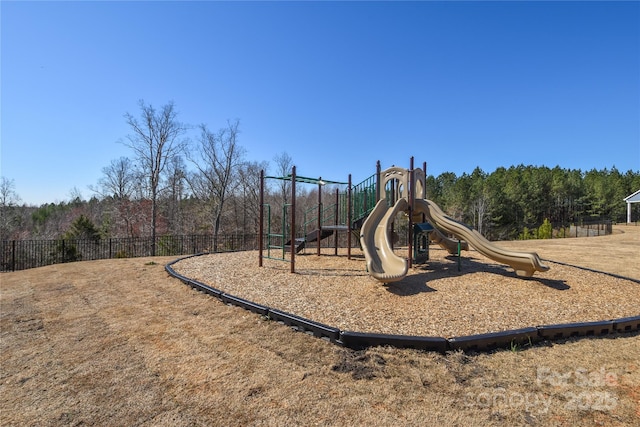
425 165 639 240
1 100 639 247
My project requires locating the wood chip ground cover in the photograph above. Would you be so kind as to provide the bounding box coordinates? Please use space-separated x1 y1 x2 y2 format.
172 235 639 338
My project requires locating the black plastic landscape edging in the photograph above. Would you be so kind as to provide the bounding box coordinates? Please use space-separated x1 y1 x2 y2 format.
268 308 341 343
448 327 540 352
536 320 615 340
613 316 640 333
165 255 640 354
221 293 269 316
340 331 449 352
166 254 223 298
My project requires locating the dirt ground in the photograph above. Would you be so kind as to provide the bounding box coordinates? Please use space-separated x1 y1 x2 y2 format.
1 225 639 426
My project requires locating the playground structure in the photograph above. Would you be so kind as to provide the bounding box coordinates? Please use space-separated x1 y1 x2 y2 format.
258 167 355 273
259 158 549 282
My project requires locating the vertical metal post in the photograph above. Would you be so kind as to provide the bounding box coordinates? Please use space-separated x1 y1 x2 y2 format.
317 177 322 256
423 161 427 200
408 157 414 269
259 169 264 267
334 187 339 255
376 160 381 202
347 174 352 260
390 179 395 250
421 161 427 224
291 166 296 273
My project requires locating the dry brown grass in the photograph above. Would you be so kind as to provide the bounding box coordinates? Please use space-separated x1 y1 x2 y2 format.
1 225 639 426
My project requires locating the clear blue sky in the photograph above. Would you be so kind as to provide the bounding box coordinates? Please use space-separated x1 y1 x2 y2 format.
2 1 639 206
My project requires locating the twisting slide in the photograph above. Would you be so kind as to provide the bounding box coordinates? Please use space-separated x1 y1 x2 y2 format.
429 227 469 254
359 165 549 282
414 199 550 278
360 198 409 283
360 196 549 283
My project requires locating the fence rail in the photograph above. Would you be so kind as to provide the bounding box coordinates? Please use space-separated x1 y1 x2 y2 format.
2 218 619 273
1 234 259 272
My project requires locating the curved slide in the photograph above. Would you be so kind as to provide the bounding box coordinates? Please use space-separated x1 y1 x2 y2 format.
360 198 409 283
414 199 550 277
430 227 469 254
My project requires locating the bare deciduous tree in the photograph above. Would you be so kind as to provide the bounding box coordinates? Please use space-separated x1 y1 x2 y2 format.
122 100 187 255
90 157 143 238
236 160 269 234
164 155 188 234
273 151 293 205
187 119 244 251
93 157 137 200
0 177 22 240
471 191 490 236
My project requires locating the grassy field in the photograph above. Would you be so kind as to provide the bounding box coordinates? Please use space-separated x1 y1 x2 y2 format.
1 225 639 426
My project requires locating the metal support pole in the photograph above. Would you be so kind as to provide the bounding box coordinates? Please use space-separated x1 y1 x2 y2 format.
408 156 414 269
259 169 264 267
334 187 339 255
317 177 322 256
390 178 395 250
421 161 427 224
376 160 381 202
423 161 427 200
347 174 352 260
291 166 296 273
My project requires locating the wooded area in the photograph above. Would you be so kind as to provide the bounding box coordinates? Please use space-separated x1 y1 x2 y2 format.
425 165 640 239
3 164 638 244
2 101 639 245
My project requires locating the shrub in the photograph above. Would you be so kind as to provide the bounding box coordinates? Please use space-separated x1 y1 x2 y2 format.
538 218 553 239
114 250 129 258
518 227 533 240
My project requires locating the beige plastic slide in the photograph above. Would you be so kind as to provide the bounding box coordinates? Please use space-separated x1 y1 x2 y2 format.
412 210 468 254
360 198 409 283
414 199 550 277
429 227 469 254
